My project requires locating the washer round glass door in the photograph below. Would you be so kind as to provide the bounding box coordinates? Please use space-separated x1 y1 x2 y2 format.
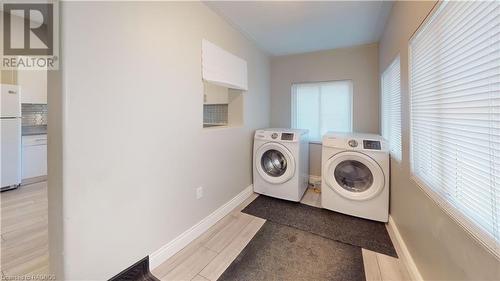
256 142 295 184
323 151 384 200
261 149 287 177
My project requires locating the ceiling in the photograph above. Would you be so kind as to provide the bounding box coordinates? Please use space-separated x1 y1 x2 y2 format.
205 1 393 56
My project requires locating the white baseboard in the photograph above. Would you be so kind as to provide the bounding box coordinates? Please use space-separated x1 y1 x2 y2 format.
149 184 254 270
21 175 47 185
387 216 424 281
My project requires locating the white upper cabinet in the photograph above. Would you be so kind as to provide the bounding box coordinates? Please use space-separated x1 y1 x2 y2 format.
18 69 47 104
202 39 248 91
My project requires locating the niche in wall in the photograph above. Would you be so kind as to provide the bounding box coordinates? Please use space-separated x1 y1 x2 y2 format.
203 82 243 128
201 39 246 128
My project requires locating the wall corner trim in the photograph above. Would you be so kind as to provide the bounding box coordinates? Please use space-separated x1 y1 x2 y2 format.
149 184 254 270
386 216 424 281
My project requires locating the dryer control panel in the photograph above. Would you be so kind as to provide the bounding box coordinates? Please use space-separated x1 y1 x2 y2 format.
322 133 389 152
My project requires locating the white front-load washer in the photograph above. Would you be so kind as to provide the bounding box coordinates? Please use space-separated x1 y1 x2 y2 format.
253 128 309 202
321 132 389 222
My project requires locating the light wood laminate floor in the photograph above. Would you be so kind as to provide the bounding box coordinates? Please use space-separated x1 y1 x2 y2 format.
0 184 410 281
1 182 49 277
153 188 412 281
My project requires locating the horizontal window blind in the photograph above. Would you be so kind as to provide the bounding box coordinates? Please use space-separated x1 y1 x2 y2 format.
410 1 500 258
292 81 352 141
381 55 402 161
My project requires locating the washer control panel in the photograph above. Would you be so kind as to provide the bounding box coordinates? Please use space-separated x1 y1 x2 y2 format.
363 140 381 150
255 130 299 142
347 139 358 148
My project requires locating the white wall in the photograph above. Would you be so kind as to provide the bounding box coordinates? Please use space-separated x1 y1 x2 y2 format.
50 2 270 279
379 1 500 280
270 44 379 176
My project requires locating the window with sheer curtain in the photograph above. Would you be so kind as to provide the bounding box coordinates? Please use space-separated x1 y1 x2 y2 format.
381 55 402 161
409 1 499 258
291 81 352 141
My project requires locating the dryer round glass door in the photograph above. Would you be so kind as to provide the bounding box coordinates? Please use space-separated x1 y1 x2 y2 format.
334 160 373 192
255 142 295 184
323 151 385 201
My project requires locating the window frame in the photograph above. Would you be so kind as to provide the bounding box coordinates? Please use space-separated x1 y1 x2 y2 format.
408 1 500 259
291 80 353 143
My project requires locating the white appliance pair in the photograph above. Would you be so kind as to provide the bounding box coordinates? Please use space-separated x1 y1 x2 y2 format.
252 129 389 222
253 128 309 202
1 84 22 191
322 132 389 222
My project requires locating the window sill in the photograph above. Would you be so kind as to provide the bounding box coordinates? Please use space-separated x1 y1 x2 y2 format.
202 124 243 131
203 123 228 128
410 174 500 260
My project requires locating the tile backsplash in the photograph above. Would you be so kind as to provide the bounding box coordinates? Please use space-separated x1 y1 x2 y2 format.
22 104 48 126
203 104 228 125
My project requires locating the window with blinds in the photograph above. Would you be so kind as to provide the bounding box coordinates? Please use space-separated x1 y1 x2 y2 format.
409 1 499 258
381 56 402 161
291 81 353 141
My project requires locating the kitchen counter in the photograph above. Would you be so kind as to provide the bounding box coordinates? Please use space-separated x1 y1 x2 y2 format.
22 125 47 136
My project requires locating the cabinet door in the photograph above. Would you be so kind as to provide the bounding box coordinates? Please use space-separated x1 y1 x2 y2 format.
22 144 47 179
202 40 248 91
18 69 47 104
1 70 17 85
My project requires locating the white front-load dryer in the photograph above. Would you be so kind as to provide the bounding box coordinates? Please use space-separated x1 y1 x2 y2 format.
321 132 389 222
253 128 309 202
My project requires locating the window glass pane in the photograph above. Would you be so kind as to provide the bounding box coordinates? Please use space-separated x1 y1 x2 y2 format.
320 82 352 136
295 85 320 140
292 81 352 141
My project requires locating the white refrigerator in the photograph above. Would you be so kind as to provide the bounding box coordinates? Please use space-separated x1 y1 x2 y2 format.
1 84 22 191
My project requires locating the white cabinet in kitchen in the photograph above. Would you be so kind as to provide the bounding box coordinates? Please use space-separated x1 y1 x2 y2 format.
202 39 248 91
18 69 47 104
22 135 47 180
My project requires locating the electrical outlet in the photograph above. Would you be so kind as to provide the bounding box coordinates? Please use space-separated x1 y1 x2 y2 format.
196 186 203 199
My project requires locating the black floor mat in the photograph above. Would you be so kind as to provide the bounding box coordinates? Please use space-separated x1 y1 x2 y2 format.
218 221 366 281
242 195 397 257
